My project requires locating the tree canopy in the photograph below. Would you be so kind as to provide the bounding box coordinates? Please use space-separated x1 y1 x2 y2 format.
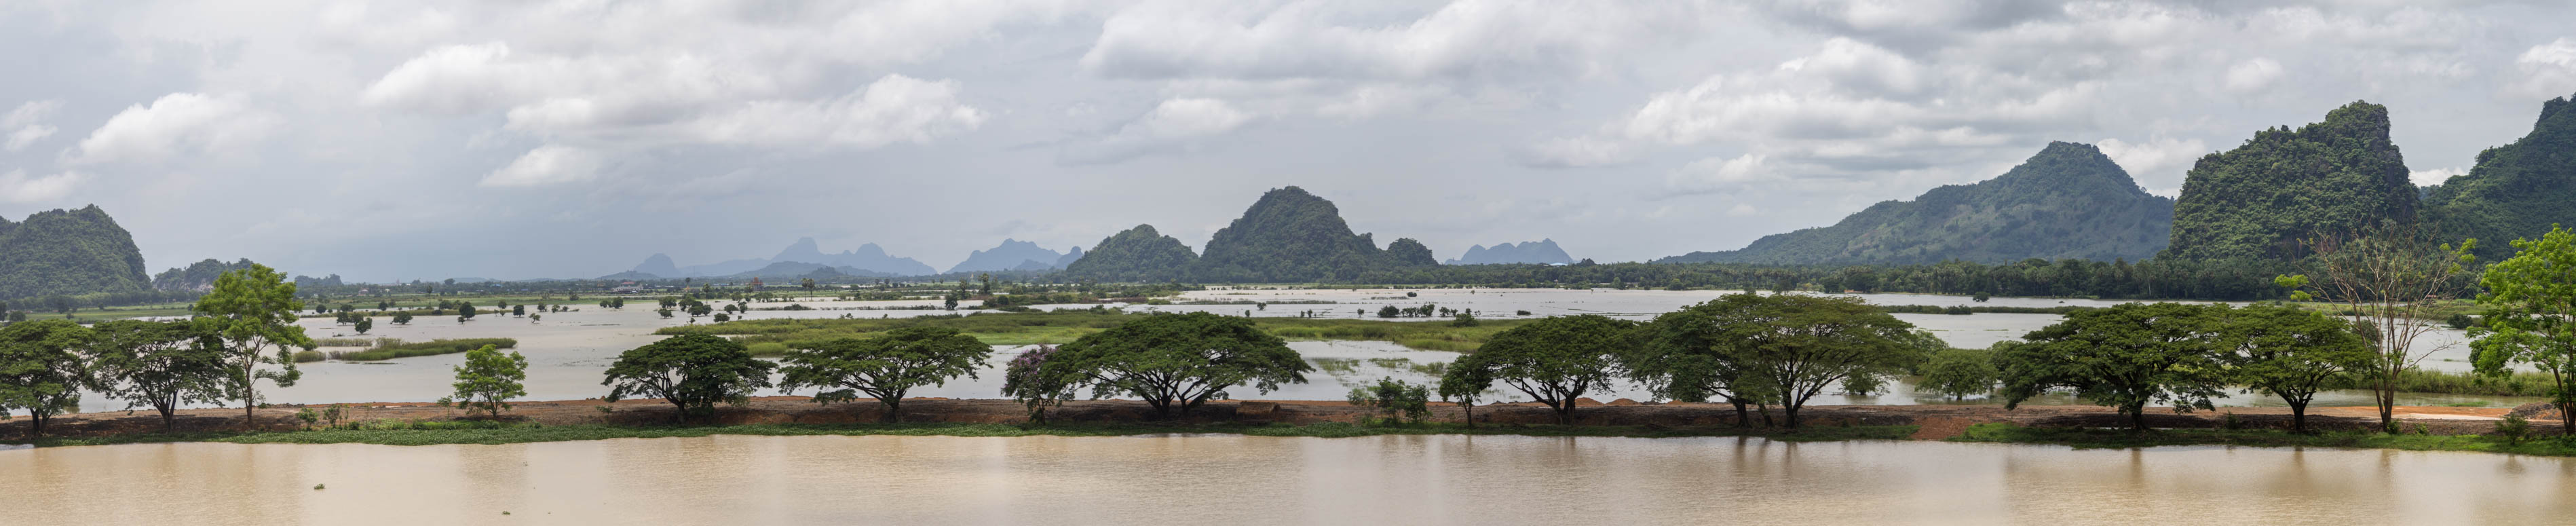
1042 312 1308 417
603 333 776 423
2470 224 2576 434
2000 302 2231 430
192 263 310 424
1446 314 1635 424
86 319 235 431
0 319 92 436
442 345 529 419
780 326 992 421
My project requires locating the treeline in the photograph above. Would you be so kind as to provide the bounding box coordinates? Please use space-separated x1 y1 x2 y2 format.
1 263 315 436
1338 257 2296 300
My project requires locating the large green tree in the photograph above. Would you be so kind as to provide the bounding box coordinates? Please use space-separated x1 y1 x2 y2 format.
1044 312 1309 418
1445 314 1634 425
192 264 311 426
1629 306 1772 426
780 326 993 422
2001 302 2231 430
602 333 776 423
0 319 92 436
1671 294 1920 428
1919 345 2000 401
2470 224 2576 435
2221 303 2372 432
86 320 235 431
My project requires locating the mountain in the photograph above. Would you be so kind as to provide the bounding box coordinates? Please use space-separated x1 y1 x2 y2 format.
2163 101 2418 260
1192 186 1395 282
0 205 152 300
153 258 262 293
620 238 936 278
724 261 893 280
1658 142 2176 265
1063 224 1200 282
2424 94 2576 261
948 239 1068 274
597 271 662 281
1053 246 1084 267
1445 240 1575 265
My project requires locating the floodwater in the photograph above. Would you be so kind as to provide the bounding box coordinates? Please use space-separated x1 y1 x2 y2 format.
5 434 2573 525
72 289 2510 413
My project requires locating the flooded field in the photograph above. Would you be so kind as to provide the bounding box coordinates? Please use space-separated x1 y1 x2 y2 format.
5 434 2572 525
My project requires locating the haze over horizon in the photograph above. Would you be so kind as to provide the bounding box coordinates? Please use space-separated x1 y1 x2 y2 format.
4 1 2575 281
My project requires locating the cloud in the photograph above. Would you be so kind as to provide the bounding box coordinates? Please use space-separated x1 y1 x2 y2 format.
4 124 52 152
480 145 605 187
2507 37 2576 99
677 74 987 148
1515 136 1635 168
1058 98 1253 164
2222 58 2284 94
3 100 60 151
1667 153 1785 194
2410 166 2464 187
67 93 272 164
1080 1 1707 81
2095 136 2208 191
0 170 85 204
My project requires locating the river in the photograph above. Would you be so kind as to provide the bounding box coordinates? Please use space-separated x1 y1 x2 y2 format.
4 434 2571 525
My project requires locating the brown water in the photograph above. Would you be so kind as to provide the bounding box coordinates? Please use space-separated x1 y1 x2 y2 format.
5 434 2572 525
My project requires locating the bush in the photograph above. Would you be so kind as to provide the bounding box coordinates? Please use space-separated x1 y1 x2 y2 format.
2444 313 2478 329
1450 313 1479 327
2495 415 2533 445
1345 377 1431 425
290 350 326 362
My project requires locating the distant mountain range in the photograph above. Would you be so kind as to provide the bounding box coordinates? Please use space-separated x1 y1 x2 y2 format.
1445 240 1574 265
947 239 1082 274
1063 186 1437 282
615 238 935 280
1659 142 2174 265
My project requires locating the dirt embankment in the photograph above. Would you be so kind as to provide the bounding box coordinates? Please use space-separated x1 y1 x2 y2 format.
5 398 2560 441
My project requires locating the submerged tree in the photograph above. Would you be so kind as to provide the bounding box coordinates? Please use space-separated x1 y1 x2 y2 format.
780 326 992 422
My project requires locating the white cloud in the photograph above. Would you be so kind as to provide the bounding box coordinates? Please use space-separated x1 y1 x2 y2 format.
4 125 52 152
2410 166 2464 187
1515 136 1634 168
2222 58 2284 94
1668 153 1782 193
1725 202 1760 217
0 170 85 204
3 100 58 128
2507 37 2576 99
678 74 987 148
1080 1 1707 81
1057 98 1255 165
68 93 273 164
480 145 605 187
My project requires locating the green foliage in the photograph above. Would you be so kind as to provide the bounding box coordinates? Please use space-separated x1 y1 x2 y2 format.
1192 187 1395 282
2223 303 2374 431
438 345 528 418
193 264 310 421
1920 346 1999 400
779 326 993 421
1662 143 2174 265
1636 294 1922 428
326 338 518 361
0 319 93 435
1450 312 1478 326
86 319 235 430
1000 345 1075 422
1061 224 1201 282
601 334 776 423
2469 224 2576 434
1999 303 2231 430
2494 415 2533 445
1042 312 1310 417
2425 96 2576 261
149 258 259 293
1344 377 1431 424
2165 101 2419 260
1447 314 1635 424
0 206 152 301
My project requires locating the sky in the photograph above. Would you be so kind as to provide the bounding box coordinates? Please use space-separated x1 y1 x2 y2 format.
3 1 2575 282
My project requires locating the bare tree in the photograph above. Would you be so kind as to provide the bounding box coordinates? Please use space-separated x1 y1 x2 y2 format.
2276 221 2476 432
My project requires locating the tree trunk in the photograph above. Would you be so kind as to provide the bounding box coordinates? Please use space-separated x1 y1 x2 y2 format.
1554 403 1574 425
2288 400 2309 433
1729 399 1751 427
2127 404 2148 431
879 398 902 424
1783 405 1801 429
1461 400 1476 428
160 407 178 432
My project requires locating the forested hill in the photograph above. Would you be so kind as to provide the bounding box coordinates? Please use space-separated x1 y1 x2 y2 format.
0 205 152 300
1061 224 1199 282
2163 101 2418 260
2424 94 2576 260
1656 142 2174 265
1190 186 1435 282
152 258 263 292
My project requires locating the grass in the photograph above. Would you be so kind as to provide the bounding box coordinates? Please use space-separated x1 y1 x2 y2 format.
7 420 1918 448
2389 369 2564 398
324 337 518 361
662 311 1534 353
1948 422 2576 457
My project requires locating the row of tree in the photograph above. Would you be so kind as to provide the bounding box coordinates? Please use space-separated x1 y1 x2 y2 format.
1 264 311 434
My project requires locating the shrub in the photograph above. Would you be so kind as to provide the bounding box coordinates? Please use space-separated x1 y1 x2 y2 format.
2495 415 2533 445
1346 377 1431 425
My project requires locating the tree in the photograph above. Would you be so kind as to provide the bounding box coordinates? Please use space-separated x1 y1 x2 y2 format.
1434 360 1494 428
193 264 311 426
1345 377 1430 424
354 317 373 335
2277 221 2477 431
86 320 233 431
2222 303 2372 432
2470 224 2576 435
1672 294 1920 428
392 312 413 325
457 301 478 321
1043 312 1309 418
2000 302 2231 430
0 320 93 436
1920 346 1999 400
779 326 993 422
1447 314 1633 424
601 334 776 423
512 304 526 317
1001 345 1076 423
439 345 528 419
1629 307 1773 426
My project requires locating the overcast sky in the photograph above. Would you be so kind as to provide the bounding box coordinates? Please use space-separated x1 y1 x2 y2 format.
5 1 2575 281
